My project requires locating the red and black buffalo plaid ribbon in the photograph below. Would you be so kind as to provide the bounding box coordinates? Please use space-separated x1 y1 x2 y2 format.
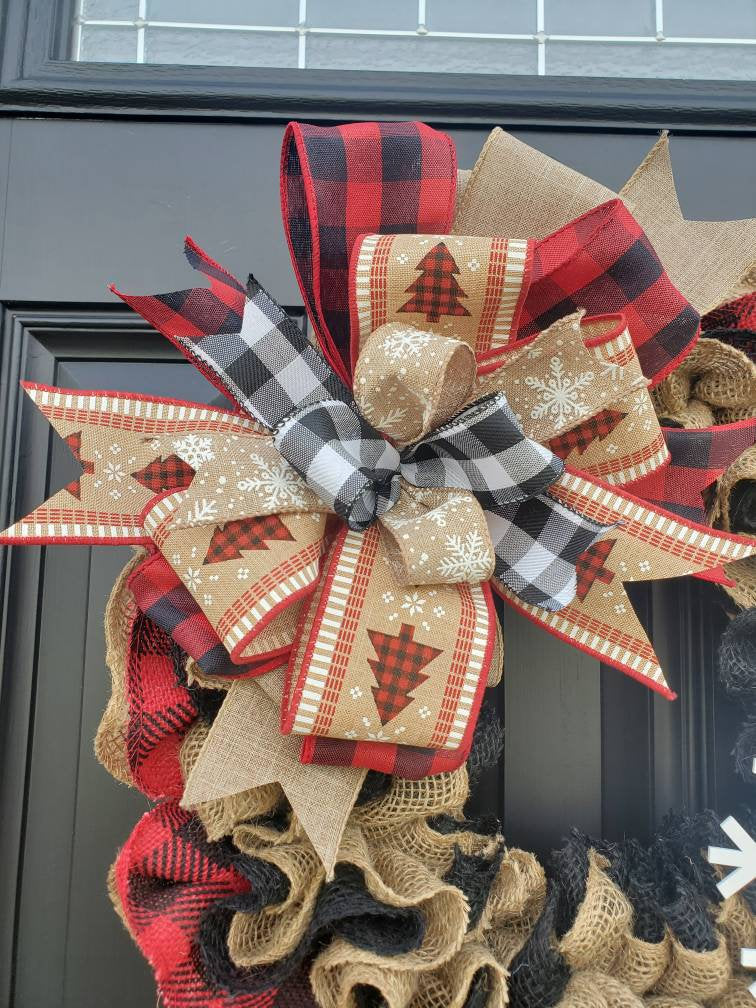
518 200 700 385
630 419 756 523
281 121 457 380
702 291 756 361
115 803 314 1008
128 551 286 680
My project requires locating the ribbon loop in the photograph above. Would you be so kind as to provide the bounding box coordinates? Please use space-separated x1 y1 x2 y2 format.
274 399 401 531
401 393 564 512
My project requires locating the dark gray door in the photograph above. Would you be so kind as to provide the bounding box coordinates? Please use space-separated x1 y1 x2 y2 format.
1 6 754 1006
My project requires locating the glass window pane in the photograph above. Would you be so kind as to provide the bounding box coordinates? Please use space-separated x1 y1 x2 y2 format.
664 0 756 38
78 25 137 61
546 0 656 36
82 0 137 16
546 41 755 80
427 0 536 34
307 0 418 32
145 28 298 67
307 35 537 74
147 0 300 27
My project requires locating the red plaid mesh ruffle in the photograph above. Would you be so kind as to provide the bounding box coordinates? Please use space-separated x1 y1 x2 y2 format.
281 121 457 379
114 803 284 1008
517 200 700 385
126 608 197 799
702 291 756 360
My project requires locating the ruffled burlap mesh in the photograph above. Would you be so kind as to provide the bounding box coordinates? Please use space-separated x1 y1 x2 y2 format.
407 939 507 1008
555 970 644 1008
716 893 756 971
651 932 731 1000
612 933 670 995
709 977 756 1008
350 768 469 828
95 549 144 786
643 997 704 1008
653 338 756 427
558 851 634 973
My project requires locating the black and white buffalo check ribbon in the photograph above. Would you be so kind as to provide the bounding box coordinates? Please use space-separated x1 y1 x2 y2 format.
173 278 610 611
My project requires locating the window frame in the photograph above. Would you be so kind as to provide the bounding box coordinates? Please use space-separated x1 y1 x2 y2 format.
2 0 756 131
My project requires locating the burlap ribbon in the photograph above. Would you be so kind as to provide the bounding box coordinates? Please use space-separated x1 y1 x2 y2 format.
4 121 756 870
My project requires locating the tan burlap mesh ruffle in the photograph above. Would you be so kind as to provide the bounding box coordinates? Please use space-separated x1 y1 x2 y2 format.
95 549 145 786
653 338 756 428
708 976 756 1008
558 851 634 973
612 932 670 994
716 893 756 971
651 932 731 1001
483 847 547 967
555 969 644 1007
644 997 704 1008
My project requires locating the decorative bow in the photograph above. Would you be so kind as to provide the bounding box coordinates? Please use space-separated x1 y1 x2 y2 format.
3 120 756 871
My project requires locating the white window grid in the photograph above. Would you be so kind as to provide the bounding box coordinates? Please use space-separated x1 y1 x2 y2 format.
72 0 756 72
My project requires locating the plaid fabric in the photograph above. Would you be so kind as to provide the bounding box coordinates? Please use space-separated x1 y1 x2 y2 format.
63 430 94 498
517 200 700 385
630 419 756 523
702 292 756 333
131 453 196 493
397 240 471 322
367 623 441 726
126 609 197 799
486 491 610 610
548 409 627 459
301 734 471 778
114 802 285 1008
275 398 400 530
129 551 284 679
112 237 247 408
575 537 617 602
281 121 457 378
204 515 294 565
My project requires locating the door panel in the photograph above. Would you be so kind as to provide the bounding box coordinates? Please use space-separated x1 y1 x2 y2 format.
0 113 753 1006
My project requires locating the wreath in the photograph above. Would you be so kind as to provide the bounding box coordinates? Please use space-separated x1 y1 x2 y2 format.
3 122 756 1007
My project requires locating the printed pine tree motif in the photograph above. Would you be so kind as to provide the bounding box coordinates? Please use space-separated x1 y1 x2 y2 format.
548 409 628 459
367 622 442 726
398 241 471 323
63 432 95 499
575 538 616 601
131 454 196 493
203 514 294 565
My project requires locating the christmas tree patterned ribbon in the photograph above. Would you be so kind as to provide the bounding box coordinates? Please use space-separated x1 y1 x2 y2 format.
2 121 756 790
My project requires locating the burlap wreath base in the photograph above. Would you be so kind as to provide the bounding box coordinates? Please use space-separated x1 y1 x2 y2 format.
101 568 756 1008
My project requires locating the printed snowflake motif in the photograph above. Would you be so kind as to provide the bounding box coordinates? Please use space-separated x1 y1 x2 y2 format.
638 560 651 573
395 252 410 265
426 509 449 529
613 603 627 615
173 434 215 468
467 258 481 272
381 327 433 361
437 530 492 582
526 357 594 427
202 593 214 607
108 488 122 500
433 605 446 618
381 592 395 604
108 443 122 455
401 592 426 616
184 567 202 591
349 686 363 700
604 443 619 456
524 344 543 360
367 728 392 742
418 706 431 720
185 498 218 527
237 567 251 581
104 461 125 483
237 454 307 510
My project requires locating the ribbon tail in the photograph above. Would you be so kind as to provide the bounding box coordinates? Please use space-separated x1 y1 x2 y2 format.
181 671 365 876
486 492 612 612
